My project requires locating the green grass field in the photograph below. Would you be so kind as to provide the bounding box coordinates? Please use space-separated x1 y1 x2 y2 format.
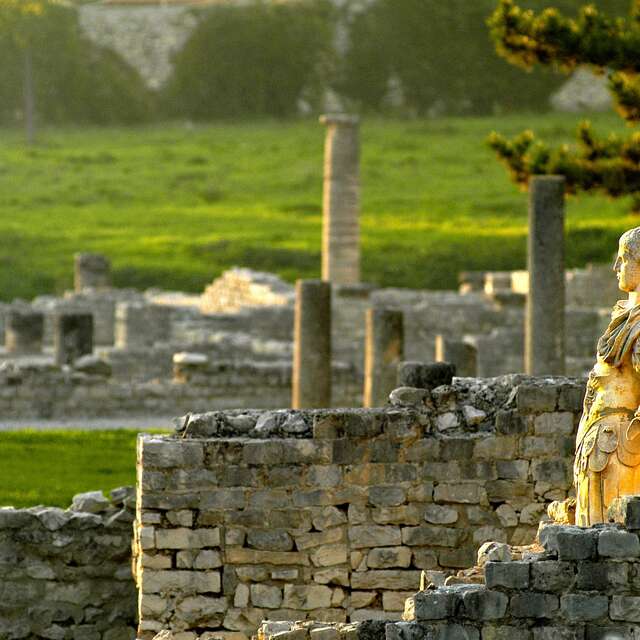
0 430 164 508
0 112 637 301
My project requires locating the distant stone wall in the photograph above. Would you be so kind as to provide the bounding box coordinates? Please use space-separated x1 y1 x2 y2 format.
0 360 361 421
134 375 583 638
0 488 137 640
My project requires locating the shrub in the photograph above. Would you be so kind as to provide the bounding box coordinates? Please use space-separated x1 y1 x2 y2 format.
165 0 335 119
0 4 153 126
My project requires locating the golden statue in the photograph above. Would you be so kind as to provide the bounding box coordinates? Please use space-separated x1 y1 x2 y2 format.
575 227 640 525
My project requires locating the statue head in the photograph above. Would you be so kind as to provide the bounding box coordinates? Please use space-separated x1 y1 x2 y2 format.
615 227 640 292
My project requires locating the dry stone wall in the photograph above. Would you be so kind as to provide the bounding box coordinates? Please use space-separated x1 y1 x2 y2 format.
134 376 584 638
0 488 137 640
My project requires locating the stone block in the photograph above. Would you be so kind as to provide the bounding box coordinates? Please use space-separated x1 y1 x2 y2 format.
610 595 640 622
532 628 584 640
313 568 349 586
397 362 455 390
484 562 529 589
247 529 294 552
576 561 628 591
533 412 574 436
560 594 609 622
460 587 508 621
401 526 461 548
373 505 423 526
495 410 527 435
367 547 412 569
474 437 517 460
495 504 519 527
424 504 458 525
510 592 559 618
539 525 596 561
295 528 344 551
352 570 422 591
310 544 348 567
515 384 557 413
226 548 310 566
369 486 407 507
598 528 640 558
194 550 222 570
251 584 283 609
531 561 575 592
608 496 640 530
404 587 460 621
349 525 401 549
481 627 532 640
496 460 529 481
142 439 204 469
311 506 347 531
282 584 332 610
433 484 487 505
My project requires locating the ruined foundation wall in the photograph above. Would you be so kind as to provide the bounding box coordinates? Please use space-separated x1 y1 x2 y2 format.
0 489 137 640
0 362 361 421
134 376 583 638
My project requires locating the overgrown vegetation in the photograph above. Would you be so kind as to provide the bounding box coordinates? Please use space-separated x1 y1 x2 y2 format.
165 0 335 119
0 113 634 302
488 0 640 209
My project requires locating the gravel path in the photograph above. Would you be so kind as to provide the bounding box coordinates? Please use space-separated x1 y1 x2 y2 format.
0 417 176 431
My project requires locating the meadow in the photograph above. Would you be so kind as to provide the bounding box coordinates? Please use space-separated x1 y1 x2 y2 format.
0 430 170 508
0 111 636 301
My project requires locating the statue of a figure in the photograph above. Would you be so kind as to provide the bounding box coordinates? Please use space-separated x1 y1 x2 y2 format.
575 227 640 525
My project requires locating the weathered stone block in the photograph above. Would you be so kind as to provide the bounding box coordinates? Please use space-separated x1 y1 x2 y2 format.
530 561 575 592
247 529 294 552
560 594 609 622
401 526 461 548
598 528 640 558
609 595 640 622
282 584 332 610
423 504 458 525
461 587 508 621
349 526 401 549
142 439 204 469
367 547 412 569
515 384 557 413
404 588 460 621
608 496 640 530
310 544 348 567
251 584 283 609
576 561 629 591
352 570 422 591
484 562 529 589
433 484 487 505
369 486 407 507
510 592 559 618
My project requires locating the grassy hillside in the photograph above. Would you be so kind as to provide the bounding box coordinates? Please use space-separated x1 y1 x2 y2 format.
0 430 166 508
0 112 635 301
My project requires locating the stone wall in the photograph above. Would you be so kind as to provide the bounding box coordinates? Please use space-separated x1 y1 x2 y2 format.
0 360 360 421
0 488 137 640
133 376 584 638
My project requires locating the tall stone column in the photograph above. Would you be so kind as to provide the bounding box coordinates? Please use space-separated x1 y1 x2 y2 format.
292 280 331 409
5 310 44 354
320 114 360 285
435 335 477 377
364 308 404 407
74 253 111 292
526 175 566 375
53 312 94 366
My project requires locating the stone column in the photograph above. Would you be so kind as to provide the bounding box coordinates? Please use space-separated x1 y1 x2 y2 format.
74 253 111 292
115 302 171 350
5 309 44 354
292 280 331 409
364 308 404 407
320 114 360 285
435 335 477 377
526 175 566 375
53 312 94 366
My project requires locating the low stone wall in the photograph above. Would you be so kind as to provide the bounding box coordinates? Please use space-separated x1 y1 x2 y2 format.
134 376 584 638
0 360 361 421
0 488 137 640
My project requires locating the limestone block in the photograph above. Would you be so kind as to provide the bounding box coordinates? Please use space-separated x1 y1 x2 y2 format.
433 484 487 505
533 412 574 436
382 591 415 612
495 504 518 527
282 584 332 610
142 439 204 469
539 525 597 561
496 460 529 481
576 560 629 591
530 561 575 592
176 550 194 569
405 587 460 621
423 504 458 525
313 568 350 586
226 548 310 566
372 505 422 526
510 593 559 618
366 547 412 569
485 562 529 590
166 510 193 528
142 570 220 594
560 594 609 622
597 528 640 558
460 587 509 621
473 437 516 461
194 550 222 569
351 570 421 591
309 627 339 640
368 486 406 507
350 592 376 609
515 385 557 414
70 491 110 514
176 595 227 624
311 507 347 531
348 526 401 549
140 594 170 617
251 584 283 609
310 545 348 567
247 529 294 552
477 542 512 567
610 595 640 622
401 526 461 548
141 553 172 570
295 528 344 551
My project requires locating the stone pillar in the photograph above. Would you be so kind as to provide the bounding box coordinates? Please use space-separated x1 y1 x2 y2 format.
364 308 404 407
320 114 360 285
115 302 171 350
292 280 331 409
53 312 93 366
5 310 44 354
526 175 566 376
74 253 111 292
435 335 477 377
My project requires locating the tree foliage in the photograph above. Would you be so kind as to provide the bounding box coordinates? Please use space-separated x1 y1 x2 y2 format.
488 0 640 208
